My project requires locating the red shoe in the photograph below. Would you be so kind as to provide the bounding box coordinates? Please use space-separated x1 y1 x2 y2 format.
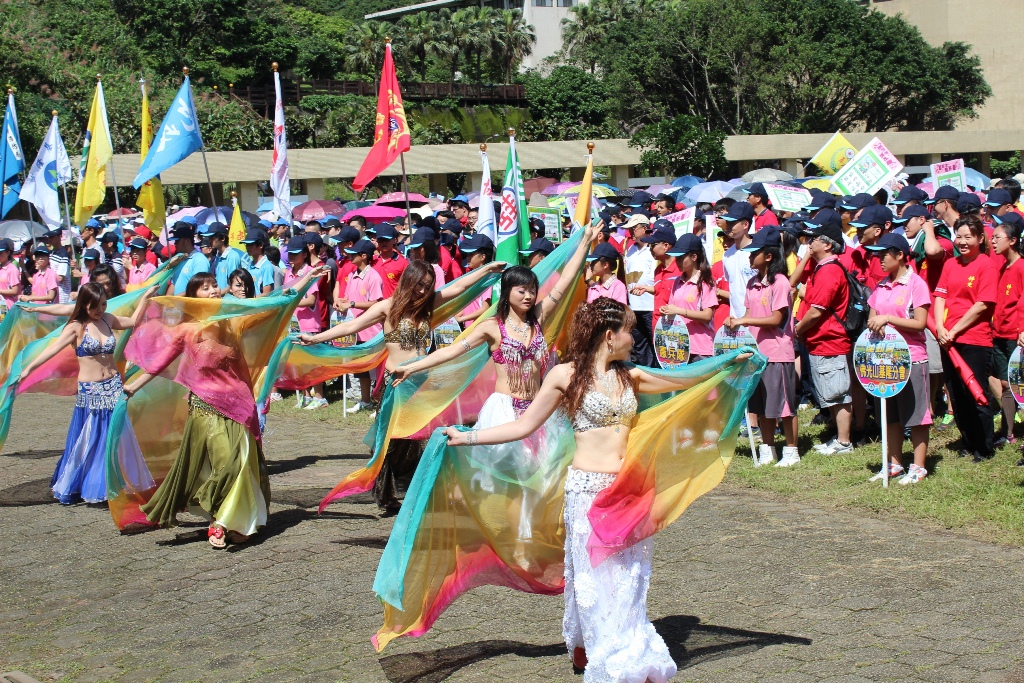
572 647 587 673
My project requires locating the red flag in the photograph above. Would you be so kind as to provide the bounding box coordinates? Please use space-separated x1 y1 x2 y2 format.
352 43 411 192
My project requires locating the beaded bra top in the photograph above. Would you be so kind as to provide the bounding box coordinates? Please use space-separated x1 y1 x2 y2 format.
383 318 431 352
571 383 638 433
76 320 116 357
492 318 551 398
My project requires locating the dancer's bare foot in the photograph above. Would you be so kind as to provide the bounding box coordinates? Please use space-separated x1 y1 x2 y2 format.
572 646 587 673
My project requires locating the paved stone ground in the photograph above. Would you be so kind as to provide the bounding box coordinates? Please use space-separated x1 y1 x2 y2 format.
1 393 1023 683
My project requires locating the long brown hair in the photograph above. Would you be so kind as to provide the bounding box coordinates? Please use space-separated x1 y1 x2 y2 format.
388 260 436 329
68 282 106 325
563 297 637 419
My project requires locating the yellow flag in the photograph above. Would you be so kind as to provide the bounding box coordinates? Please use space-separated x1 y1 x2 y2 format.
136 82 166 234
229 200 246 249
74 81 114 226
573 146 595 228
809 131 857 175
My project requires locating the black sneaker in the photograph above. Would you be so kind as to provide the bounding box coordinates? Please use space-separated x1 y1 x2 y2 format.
994 436 1009 449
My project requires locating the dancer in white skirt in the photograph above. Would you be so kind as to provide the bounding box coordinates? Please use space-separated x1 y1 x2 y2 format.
445 297 710 682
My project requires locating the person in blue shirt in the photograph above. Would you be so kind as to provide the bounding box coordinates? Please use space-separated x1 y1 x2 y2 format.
208 222 246 294
242 229 276 296
167 222 211 296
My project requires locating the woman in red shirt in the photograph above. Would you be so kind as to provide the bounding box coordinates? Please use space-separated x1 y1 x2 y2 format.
933 215 998 461
990 216 1024 448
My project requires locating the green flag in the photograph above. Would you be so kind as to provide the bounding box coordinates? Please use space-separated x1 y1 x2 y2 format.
496 135 529 263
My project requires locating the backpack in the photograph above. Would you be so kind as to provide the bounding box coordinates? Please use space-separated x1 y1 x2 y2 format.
821 260 871 339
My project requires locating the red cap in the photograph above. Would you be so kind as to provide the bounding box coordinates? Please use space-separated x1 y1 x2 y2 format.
134 226 154 239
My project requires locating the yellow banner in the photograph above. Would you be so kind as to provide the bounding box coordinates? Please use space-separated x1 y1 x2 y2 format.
74 82 114 226
229 200 246 249
809 131 856 175
573 150 594 227
136 82 166 234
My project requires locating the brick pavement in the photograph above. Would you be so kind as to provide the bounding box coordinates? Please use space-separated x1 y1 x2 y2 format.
1 394 1022 682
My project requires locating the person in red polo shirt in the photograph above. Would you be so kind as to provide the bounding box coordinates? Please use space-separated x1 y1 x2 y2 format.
745 183 780 232
635 220 680 330
794 215 853 455
370 224 409 298
989 213 1024 451
934 215 997 461
845 205 891 289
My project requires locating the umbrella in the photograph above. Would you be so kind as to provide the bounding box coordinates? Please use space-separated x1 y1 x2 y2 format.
541 181 579 195
0 220 48 246
645 184 678 196
194 206 235 225
523 177 555 198
741 168 794 183
558 185 618 199
166 206 204 223
795 177 837 193
683 181 738 205
726 183 753 201
293 199 345 221
107 207 140 218
922 168 991 191
916 182 936 199
374 192 429 207
344 200 373 211
341 205 407 221
671 175 704 189
256 199 301 213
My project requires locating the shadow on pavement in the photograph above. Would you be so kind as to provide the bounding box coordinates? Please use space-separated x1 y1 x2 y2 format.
0 478 58 506
264 453 369 477
378 615 811 682
332 535 390 550
3 449 63 460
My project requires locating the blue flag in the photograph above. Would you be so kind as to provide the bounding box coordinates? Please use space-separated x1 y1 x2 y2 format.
1 93 26 219
132 77 203 189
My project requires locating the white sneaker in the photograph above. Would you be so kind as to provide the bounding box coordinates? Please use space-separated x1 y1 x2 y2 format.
869 462 905 482
898 464 928 485
346 400 372 414
269 392 283 403
677 428 695 450
775 447 800 467
817 439 853 455
755 444 776 467
304 397 329 410
344 383 361 400
294 394 309 409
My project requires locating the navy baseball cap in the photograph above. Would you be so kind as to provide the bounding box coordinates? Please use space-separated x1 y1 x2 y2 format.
304 232 324 250
587 242 621 262
849 204 893 228
666 233 705 257
44 228 62 240
207 222 228 237
100 231 120 244
459 233 494 253
742 226 782 252
839 193 876 211
804 190 837 211
984 188 1012 207
865 233 912 256
801 220 846 254
802 208 843 231
128 237 148 250
993 212 1024 231
169 222 195 240
925 185 960 205
957 192 982 214
893 205 931 224
287 236 307 254
82 248 101 261
240 229 267 245
721 202 755 222
373 224 399 240
892 185 929 205
440 219 464 235
640 225 677 244
520 238 555 256
629 191 654 208
0 238 14 253
337 226 361 244
344 239 376 257
32 243 50 256
744 182 769 199
406 227 436 249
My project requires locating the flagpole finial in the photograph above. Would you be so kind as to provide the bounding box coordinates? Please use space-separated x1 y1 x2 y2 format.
6 88 11 95
385 36 392 44
231 190 237 198
480 143 487 152
587 142 595 154
507 128 515 138
51 109 58 117
272 62 279 72
182 67 190 77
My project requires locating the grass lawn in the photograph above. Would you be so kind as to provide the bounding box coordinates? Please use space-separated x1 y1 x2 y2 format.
272 386 1024 548
728 405 1024 547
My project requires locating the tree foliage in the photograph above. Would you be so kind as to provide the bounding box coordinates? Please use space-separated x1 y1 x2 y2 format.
629 116 727 178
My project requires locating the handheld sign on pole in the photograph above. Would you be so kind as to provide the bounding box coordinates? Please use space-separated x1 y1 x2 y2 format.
853 326 912 488
930 158 967 192
1008 347 1024 408
763 183 812 214
714 325 759 462
654 315 690 368
831 137 903 197
663 207 696 237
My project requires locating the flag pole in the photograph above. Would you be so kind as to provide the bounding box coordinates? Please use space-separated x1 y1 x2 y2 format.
185 67 224 224
96 76 124 229
53 110 77 269
386 37 412 232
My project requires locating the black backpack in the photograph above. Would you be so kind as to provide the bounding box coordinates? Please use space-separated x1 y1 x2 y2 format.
821 260 871 339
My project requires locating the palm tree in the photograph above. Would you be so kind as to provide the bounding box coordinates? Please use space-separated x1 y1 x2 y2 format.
442 8 474 85
494 9 535 84
561 2 607 74
398 12 434 82
344 21 390 88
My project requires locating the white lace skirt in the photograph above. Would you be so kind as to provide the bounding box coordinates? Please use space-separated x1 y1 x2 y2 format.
563 467 677 683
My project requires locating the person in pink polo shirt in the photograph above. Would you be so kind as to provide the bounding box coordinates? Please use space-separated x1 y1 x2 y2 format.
585 242 628 304
126 237 157 289
724 227 799 467
284 235 328 410
20 244 59 304
863 233 932 485
658 233 717 361
339 239 385 412
0 239 22 314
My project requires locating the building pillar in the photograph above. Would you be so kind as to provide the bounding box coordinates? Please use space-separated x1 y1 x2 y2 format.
466 171 483 195
923 153 942 166
781 158 803 179
428 174 447 196
978 151 991 178
200 183 225 208
237 181 260 213
610 165 631 190
305 178 325 201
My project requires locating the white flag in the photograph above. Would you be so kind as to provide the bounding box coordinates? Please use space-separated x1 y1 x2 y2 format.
475 150 496 243
20 114 72 228
270 69 291 221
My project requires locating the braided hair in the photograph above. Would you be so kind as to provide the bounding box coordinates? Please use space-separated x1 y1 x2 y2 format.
563 297 637 419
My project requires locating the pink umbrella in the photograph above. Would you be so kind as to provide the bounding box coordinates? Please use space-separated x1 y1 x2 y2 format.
541 181 580 195
165 206 204 223
107 207 140 218
916 182 935 199
374 192 429 207
341 205 407 221
293 199 345 221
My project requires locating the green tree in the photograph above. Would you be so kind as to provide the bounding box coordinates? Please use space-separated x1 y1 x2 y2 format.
521 67 608 140
494 10 536 84
343 21 391 85
629 116 727 178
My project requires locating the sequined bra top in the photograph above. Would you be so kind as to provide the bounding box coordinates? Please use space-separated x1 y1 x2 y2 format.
491 318 551 398
76 320 116 357
383 317 431 351
571 385 638 432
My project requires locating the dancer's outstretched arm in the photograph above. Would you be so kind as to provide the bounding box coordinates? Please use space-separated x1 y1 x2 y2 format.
390 318 499 386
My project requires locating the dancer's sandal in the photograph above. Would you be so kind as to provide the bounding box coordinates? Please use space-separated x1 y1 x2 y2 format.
226 530 250 545
208 525 227 549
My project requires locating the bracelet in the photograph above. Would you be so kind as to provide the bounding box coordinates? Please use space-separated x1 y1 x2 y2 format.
468 430 478 446
461 339 471 352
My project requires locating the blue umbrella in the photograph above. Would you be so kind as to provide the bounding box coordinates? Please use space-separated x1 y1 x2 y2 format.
194 206 260 229
671 175 704 190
